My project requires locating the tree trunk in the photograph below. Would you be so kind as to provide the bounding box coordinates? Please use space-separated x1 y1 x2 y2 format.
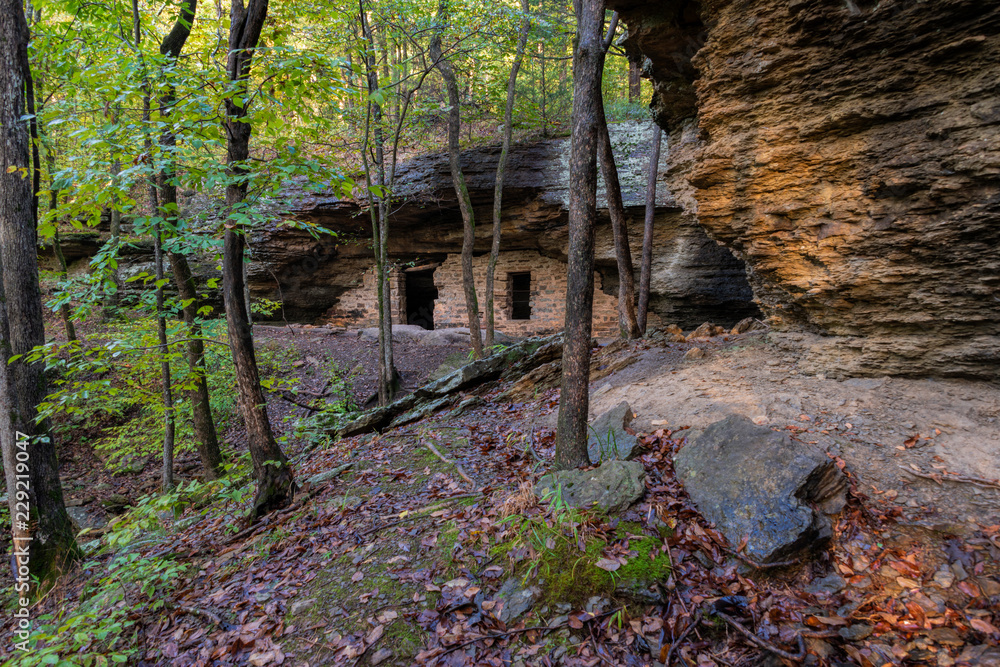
154 0 222 480
153 204 176 492
637 126 661 334
224 0 295 518
359 0 396 406
596 13 639 339
555 0 604 470
485 0 530 350
168 253 223 478
431 0 483 359
628 59 641 103
0 0 79 583
52 227 77 343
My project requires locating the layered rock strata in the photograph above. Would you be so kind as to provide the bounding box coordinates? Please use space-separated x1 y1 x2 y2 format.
611 0 1000 379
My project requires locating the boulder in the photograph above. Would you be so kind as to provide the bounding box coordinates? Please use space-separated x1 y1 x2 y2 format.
686 322 717 340
587 402 640 464
674 415 847 564
731 317 766 335
535 460 646 514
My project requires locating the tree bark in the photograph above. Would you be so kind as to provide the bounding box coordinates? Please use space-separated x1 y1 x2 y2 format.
555 0 603 470
359 0 397 406
596 13 639 339
224 0 295 518
637 125 661 334
153 0 223 479
152 197 176 492
485 0 530 349
0 0 79 583
628 59 641 103
430 0 483 359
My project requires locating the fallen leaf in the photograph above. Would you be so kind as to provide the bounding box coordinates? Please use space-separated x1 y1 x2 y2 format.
351 570 364 583
595 558 621 572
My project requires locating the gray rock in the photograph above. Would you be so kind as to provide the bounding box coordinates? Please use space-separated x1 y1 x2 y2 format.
535 460 646 514
587 402 640 464
496 577 541 623
306 463 354 486
389 396 453 428
674 415 847 564
289 598 317 615
838 624 872 641
66 506 108 532
101 494 133 513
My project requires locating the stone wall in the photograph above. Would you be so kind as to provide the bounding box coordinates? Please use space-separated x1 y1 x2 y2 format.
324 266 405 327
322 250 620 337
433 250 619 337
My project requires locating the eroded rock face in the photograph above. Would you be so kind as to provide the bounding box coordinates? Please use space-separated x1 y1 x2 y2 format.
611 0 1000 379
256 121 758 328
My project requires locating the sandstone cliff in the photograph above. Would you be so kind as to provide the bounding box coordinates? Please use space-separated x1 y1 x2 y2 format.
610 0 1000 379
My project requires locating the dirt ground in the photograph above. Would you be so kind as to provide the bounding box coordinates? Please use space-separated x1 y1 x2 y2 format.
588 331 1000 532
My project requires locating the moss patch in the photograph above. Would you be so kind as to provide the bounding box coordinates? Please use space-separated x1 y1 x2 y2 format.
501 519 671 609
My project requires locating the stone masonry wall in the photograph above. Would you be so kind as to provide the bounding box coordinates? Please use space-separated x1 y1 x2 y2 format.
324 266 405 327
433 251 619 337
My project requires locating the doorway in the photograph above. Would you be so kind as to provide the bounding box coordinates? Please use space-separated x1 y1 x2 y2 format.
406 269 437 329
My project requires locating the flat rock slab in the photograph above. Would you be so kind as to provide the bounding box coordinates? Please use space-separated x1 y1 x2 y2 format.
674 415 847 564
535 460 645 514
587 401 640 464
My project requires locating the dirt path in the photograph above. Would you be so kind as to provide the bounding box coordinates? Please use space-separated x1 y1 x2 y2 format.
589 331 1000 531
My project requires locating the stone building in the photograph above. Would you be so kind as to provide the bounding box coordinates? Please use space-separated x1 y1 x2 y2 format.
326 250 621 337
254 121 758 339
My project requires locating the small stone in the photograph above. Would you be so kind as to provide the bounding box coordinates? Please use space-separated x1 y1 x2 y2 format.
290 598 316 615
838 624 873 641
370 648 393 666
950 561 969 582
932 567 955 589
684 347 705 360
496 578 540 623
807 574 847 596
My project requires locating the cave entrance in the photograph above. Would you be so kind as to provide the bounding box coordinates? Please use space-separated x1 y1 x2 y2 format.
405 269 438 330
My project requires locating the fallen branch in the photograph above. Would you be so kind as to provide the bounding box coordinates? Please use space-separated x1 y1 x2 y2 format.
664 608 703 666
421 439 476 487
716 611 806 662
438 607 623 658
171 605 222 626
360 493 480 539
900 466 1000 491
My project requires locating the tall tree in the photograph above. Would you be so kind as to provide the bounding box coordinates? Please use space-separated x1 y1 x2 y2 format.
555 0 603 469
596 12 639 339
637 125 661 333
0 0 79 582
430 0 483 359
358 0 397 406
485 0 530 349
154 0 224 480
223 0 296 518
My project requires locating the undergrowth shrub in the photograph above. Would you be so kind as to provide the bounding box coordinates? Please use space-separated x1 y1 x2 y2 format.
26 318 297 471
3 472 254 666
